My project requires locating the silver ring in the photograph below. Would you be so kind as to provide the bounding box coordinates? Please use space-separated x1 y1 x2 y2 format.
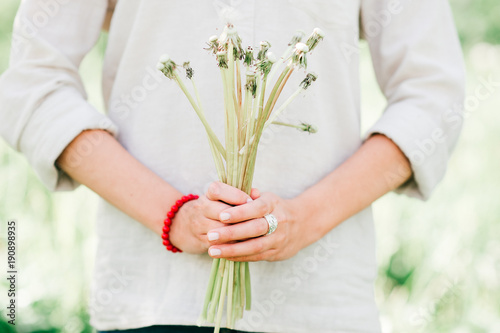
264 214 278 236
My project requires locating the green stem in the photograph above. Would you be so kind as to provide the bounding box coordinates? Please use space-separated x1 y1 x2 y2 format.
220 67 234 186
188 78 226 182
238 78 259 190
227 261 235 328
240 88 251 149
208 141 227 183
245 261 252 310
239 260 246 316
270 121 301 129
241 72 268 193
237 88 252 189
236 58 243 117
173 72 226 160
227 44 239 187
264 86 303 129
215 260 230 333
263 66 294 121
200 258 220 322
267 49 294 83
207 258 226 322
233 262 241 324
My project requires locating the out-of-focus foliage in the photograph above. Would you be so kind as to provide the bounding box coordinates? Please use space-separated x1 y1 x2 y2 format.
1 0 499 332
451 0 500 48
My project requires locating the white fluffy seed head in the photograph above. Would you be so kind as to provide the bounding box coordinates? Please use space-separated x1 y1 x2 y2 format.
313 28 325 38
295 43 309 53
156 62 165 70
266 52 277 63
159 54 170 63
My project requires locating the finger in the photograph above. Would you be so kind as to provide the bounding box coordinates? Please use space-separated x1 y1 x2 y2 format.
197 195 233 220
205 181 251 205
250 188 261 200
199 218 227 235
208 236 273 259
218 194 273 223
191 218 226 251
207 218 269 243
226 249 278 262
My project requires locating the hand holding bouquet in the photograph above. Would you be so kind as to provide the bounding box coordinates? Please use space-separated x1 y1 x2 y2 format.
157 24 324 332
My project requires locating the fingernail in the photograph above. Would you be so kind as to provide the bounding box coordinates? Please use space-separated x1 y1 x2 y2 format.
209 248 221 256
207 232 219 241
246 198 253 203
220 212 231 221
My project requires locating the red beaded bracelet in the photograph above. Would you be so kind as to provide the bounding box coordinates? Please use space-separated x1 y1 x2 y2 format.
162 194 199 253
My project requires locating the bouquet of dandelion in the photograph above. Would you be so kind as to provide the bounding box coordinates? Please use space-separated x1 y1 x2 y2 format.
157 24 324 332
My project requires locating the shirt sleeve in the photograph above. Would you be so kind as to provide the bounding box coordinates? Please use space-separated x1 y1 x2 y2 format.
0 0 118 191
360 0 466 200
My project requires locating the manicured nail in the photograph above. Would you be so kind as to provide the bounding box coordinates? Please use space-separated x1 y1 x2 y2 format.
207 232 219 241
209 248 221 256
246 198 253 203
220 212 231 221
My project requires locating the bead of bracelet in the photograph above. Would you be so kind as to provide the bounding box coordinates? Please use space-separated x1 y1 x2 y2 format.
162 194 199 253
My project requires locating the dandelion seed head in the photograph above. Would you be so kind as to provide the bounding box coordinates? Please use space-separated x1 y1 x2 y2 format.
266 52 277 63
301 123 318 134
300 72 318 89
306 28 325 52
313 28 325 38
159 54 170 63
295 43 309 53
156 62 165 70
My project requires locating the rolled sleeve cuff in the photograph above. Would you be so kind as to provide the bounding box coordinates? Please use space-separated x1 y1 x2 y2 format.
20 87 118 191
364 103 449 200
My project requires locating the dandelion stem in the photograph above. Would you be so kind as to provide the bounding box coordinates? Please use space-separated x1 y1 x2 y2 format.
207 258 226 322
267 47 293 83
244 261 251 310
264 86 303 129
236 59 243 109
239 260 246 318
173 72 226 160
233 262 241 325
263 66 294 121
200 258 220 322
227 261 235 328
215 260 230 333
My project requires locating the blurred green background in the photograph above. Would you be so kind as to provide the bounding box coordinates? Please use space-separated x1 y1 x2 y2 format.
1 0 499 332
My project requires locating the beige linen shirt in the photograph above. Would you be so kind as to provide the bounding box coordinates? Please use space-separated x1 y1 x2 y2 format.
0 0 465 332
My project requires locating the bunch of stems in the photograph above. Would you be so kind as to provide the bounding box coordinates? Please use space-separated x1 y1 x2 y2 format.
157 24 324 332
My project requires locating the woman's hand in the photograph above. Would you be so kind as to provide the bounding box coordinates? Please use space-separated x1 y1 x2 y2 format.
169 182 256 255
205 182 308 262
